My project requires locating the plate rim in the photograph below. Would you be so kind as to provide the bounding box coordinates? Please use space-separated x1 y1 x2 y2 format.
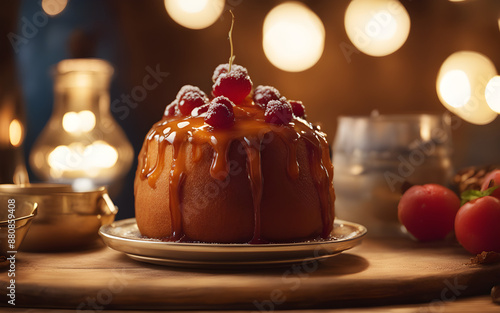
126 252 340 268
99 218 367 249
99 218 366 267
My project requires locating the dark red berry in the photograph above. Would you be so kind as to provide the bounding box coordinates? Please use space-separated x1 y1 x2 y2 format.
178 91 207 116
205 97 235 129
253 85 281 109
212 63 249 83
205 104 234 128
164 100 178 117
212 70 252 105
289 100 306 118
212 96 234 110
265 99 293 125
176 85 206 101
191 104 210 117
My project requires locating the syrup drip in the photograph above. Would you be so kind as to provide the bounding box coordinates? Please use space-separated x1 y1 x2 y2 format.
317 129 335 234
138 105 334 243
274 130 300 180
308 142 333 238
168 138 187 240
294 123 334 238
191 142 203 162
208 135 231 181
241 137 266 244
146 135 166 188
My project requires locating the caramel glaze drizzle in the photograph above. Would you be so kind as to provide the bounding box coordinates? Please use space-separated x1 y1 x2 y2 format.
241 137 264 243
139 101 334 243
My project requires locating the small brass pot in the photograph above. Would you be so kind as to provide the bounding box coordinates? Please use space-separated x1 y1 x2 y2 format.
0 184 117 252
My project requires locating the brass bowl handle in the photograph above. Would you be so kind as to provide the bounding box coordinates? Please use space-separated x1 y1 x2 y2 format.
97 192 118 226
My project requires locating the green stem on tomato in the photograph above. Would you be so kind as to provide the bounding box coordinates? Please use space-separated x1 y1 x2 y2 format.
461 185 500 206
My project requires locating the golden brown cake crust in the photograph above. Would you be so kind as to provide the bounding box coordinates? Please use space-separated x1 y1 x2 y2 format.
134 132 330 243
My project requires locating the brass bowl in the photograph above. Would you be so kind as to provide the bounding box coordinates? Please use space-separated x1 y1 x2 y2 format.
0 184 117 252
0 195 37 261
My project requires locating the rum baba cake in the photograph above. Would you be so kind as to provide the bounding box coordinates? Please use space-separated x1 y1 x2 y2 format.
134 63 335 244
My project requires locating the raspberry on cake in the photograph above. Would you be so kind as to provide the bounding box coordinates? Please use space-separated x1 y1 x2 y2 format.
212 65 252 105
205 96 235 129
135 63 335 244
290 100 306 119
253 85 281 109
264 99 293 125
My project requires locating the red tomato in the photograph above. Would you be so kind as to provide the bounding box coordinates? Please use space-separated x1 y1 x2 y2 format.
455 196 500 254
481 170 500 200
398 184 461 241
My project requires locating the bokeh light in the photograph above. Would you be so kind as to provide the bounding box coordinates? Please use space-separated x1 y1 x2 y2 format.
485 76 500 113
48 141 118 173
344 0 410 57
436 51 498 125
263 1 325 72
164 0 225 30
439 70 471 108
9 119 23 147
62 110 96 133
41 0 68 16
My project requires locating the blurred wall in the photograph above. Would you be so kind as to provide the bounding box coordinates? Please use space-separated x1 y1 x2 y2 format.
7 0 500 219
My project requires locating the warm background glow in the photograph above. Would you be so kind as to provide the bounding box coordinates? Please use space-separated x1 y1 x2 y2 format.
11 0 500 219
436 51 498 125
344 0 411 57
164 0 225 30
263 1 325 72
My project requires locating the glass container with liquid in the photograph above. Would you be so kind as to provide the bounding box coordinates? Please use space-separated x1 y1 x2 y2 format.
333 113 453 236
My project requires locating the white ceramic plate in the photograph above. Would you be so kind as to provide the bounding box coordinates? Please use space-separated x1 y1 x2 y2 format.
99 218 367 268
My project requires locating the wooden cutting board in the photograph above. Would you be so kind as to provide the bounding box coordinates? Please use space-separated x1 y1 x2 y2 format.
1 237 499 310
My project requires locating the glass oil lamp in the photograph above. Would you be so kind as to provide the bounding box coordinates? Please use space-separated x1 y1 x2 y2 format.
30 59 134 190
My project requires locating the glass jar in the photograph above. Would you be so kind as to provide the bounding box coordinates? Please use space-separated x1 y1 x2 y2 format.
333 113 454 236
30 59 134 190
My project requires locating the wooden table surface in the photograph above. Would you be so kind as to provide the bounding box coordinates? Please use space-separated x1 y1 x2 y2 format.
1 237 499 311
0 296 498 313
